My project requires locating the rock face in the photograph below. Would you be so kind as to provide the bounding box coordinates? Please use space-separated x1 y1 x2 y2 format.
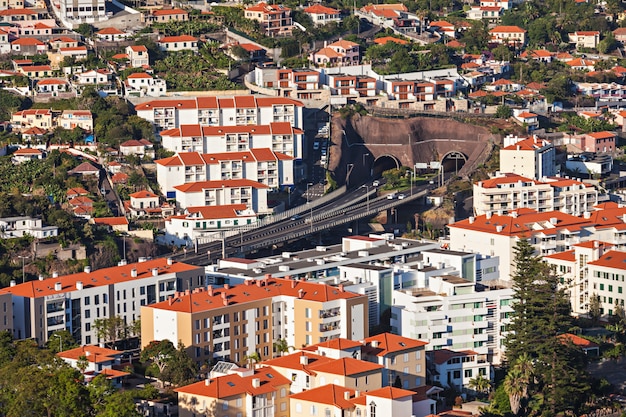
329 114 497 185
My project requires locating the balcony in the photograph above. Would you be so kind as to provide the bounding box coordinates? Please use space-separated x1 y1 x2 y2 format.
320 321 340 332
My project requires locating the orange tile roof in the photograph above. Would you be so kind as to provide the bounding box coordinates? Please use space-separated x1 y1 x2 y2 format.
136 96 303 112
517 111 537 118
175 204 253 221
329 39 359 49
446 40 465 48
262 351 335 375
587 131 615 139
129 45 148 52
432 349 479 365
363 333 428 356
308 357 383 375
430 20 453 28
68 196 93 206
58 344 120 362
362 3 407 12
111 173 128 183
544 250 575 262
573 31 599 36
303 338 363 351
304 4 339 14
13 108 51 117
130 190 158 199
492 78 512 86
373 36 408 45
149 277 363 313
37 78 67 85
558 333 599 348
152 8 187 15
174 179 268 193
588 250 626 269
159 35 198 43
290 384 356 408
12 37 44 45
0 8 35 15
92 217 129 226
367 386 415 399
127 72 152 79
572 240 612 249
239 43 263 52
66 187 88 196
97 27 126 35
14 147 42 155
0 258 200 298
314 47 341 58
502 136 546 150
477 173 537 188
614 27 626 36
100 368 131 379
490 25 526 33
566 58 596 67
176 367 289 398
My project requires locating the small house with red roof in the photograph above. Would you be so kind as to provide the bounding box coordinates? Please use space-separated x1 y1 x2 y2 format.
566 57 596 71
489 25 526 46
558 333 600 356
57 344 130 386
111 172 128 184
48 36 78 50
373 36 408 45
125 45 149 68
12 147 43 163
227 42 266 62
124 72 167 98
11 108 52 131
244 2 293 36
467 6 503 22
0 28 9 54
157 35 198 52
59 109 93 131
309 39 359 67
90 216 129 232
163 204 258 246
66 187 89 199
74 68 112 85
95 27 129 42
568 31 600 49
11 36 46 55
149 8 189 22
173 179 270 213
583 131 615 153
127 190 160 217
304 4 340 25
35 78 70 95
68 195 94 219
119 138 154 157
428 349 489 391
513 109 539 130
17 64 52 78
69 161 99 177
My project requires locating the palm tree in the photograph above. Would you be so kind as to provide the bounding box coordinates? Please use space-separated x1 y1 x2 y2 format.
245 351 261 369
273 338 294 357
467 374 491 396
504 367 525 415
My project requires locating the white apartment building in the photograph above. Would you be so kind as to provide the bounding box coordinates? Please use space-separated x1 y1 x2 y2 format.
428 349 492 391
173 179 270 213
0 258 204 345
134 96 304 132
448 203 626 281
59 0 106 28
162 204 258 247
391 276 513 365
124 72 167 98
545 240 626 317
158 123 303 160
473 173 597 215
0 216 58 239
500 135 556 180
156 149 294 197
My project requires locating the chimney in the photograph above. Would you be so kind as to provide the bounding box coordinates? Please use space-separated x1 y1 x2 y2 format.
496 225 504 232
344 391 351 400
221 292 227 299
511 211 518 218
54 282 62 291
84 266 91 273
486 211 492 219
354 390 360 398
252 378 261 388
371 340 379 348
299 355 309 365
205 379 211 386
168 297 174 306
517 145 520 150
152 268 158 277
10 280 15 287
167 257 173 265
298 288 304 299
468 216 475 224
208 287 214 296
550 217 558 225
131 268 137 278
339 284 344 292
224 284 230 290
257 280 262 287
584 211 591 219
594 241 599 248
265 273 271 280
52 271 58 278
76 281 83 290
291 280 297 289
38 275 44 281
223 298 228 306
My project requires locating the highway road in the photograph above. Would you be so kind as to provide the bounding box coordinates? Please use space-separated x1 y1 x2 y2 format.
169 183 433 266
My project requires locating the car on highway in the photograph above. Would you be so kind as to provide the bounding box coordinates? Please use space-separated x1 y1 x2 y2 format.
373 180 380 187
313 141 320 150
398 194 405 200
290 215 301 221
387 193 395 200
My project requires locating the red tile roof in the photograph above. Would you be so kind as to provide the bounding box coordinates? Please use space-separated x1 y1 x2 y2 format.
587 131 615 139
152 8 187 15
304 4 339 14
96 27 126 35
558 333 599 348
14 147 42 155
432 349 479 365
373 36 408 45
159 35 198 43
0 258 199 298
149 277 363 313
490 25 526 33
57 344 121 362
289 384 356 408
363 333 428 356
130 190 158 199
367 386 415 399
92 217 129 226
12 37 45 45
175 367 289 398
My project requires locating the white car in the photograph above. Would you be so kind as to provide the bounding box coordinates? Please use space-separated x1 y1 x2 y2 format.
373 180 380 187
398 194 405 200
387 193 395 200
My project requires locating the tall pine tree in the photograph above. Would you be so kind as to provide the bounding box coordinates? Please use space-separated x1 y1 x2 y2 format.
505 238 590 415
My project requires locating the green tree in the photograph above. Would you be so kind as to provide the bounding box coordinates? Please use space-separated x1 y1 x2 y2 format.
46 329 78 353
589 292 602 324
273 338 294 357
468 374 491 395
495 104 512 119
141 339 176 385
598 31 618 54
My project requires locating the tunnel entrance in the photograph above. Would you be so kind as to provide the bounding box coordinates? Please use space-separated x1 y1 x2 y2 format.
372 155 401 178
441 151 467 177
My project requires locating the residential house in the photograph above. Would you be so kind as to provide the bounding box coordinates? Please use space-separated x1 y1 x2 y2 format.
0 28 9 54
59 110 93 131
520 49 553 63
74 68 112 85
479 0 511 9
69 161 99 177
11 37 46 55
17 64 52 78
119 139 153 157
90 217 130 233
0 258 203 345
95 27 129 41
514 110 539 130
244 2 293 37
566 57 596 71
568 31 600 49
228 42 266 62
428 350 490 391
12 147 43 163
328 73 377 98
373 36 408 45
429 21 455 38
467 6 503 22
59 46 88 60
49 36 78 50
57 345 129 387
36 78 70 96
559 333 600 356
66 187 88 199
149 8 189 22
140 277 369 363
499 135 556 180
303 4 340 25
489 25 527 46
125 45 149 68
0 216 58 239
126 190 163 218
11 109 53 131
68 195 94 218
124 72 167 97
173 179 270 213
473 173 597 215
175 367 291 417
157 35 198 52
583 131 615 153
162 204 258 246
18 22 54 36
309 39 359 67
0 8 37 24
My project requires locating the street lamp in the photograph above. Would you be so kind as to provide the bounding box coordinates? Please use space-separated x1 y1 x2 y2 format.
17 255 27 283
363 153 370 168
53 333 62 352
346 163 354 187
361 184 370 213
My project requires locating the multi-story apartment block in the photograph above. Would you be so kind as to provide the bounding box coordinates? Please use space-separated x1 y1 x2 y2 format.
385 79 436 102
157 123 303 158
176 366 291 417
253 67 323 100
140 277 369 364
0 216 58 239
59 0 106 27
500 135 556 180
391 275 513 365
156 149 294 197
134 95 303 131
162 204 258 246
361 333 427 389
0 258 204 345
428 349 491 391
473 173 597 215
244 2 293 37
173 179 270 213
327 74 377 98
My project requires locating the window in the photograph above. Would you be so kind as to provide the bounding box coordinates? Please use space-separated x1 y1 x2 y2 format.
310 405 316 415
236 398 242 407
222 401 228 411
464 369 472 378
415 350 421 360
85 309 90 319
305 308 311 318
370 402 377 417
295 403 302 413
84 296 90 306
453 370 461 379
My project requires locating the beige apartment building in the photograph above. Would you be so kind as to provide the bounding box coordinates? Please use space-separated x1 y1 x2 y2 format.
141 277 369 364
